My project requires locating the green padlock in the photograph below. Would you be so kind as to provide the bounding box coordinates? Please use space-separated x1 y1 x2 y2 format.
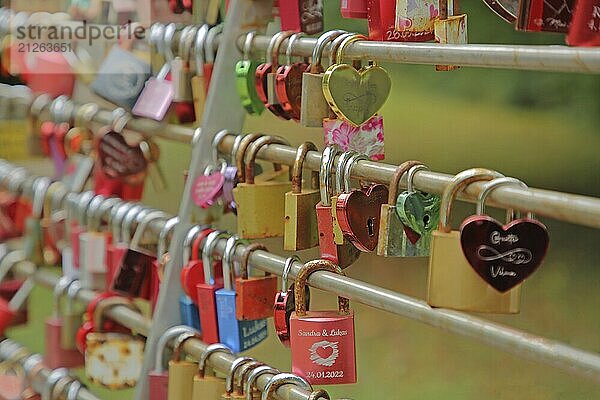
396 164 440 256
235 31 265 116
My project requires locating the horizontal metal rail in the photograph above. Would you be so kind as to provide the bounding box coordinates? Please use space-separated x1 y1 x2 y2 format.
244 35 600 74
2 163 599 383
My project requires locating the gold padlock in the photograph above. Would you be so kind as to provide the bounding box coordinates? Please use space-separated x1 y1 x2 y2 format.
233 136 292 239
192 344 231 400
168 331 201 400
284 142 321 251
427 168 521 313
377 160 423 257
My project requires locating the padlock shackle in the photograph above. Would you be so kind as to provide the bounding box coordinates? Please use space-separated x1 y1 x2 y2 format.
308 389 331 400
225 356 253 394
52 275 74 318
157 216 179 260
211 129 231 166
162 23 176 62
439 168 504 233
388 161 424 205
245 135 290 185
192 228 214 262
477 177 532 221
0 250 26 283
43 182 66 222
66 380 84 400
88 197 121 232
202 230 228 285
235 133 263 183
154 325 196 373
309 30 346 74
43 367 70 400
205 23 223 64
84 195 105 231
236 360 265 395
266 31 293 69
261 373 312 400
194 24 209 76
179 25 197 63
130 210 168 251
240 243 269 280
282 256 300 292
92 296 138 334
294 259 349 317
291 142 318 194
30 177 50 219
122 206 150 245
407 164 428 193
241 31 256 62
110 202 136 243
328 32 354 67
65 279 82 315
319 145 342 206
334 150 358 195
74 102 100 131
285 32 306 65
221 235 245 290
197 343 232 378
342 153 368 193
246 366 279 400
172 331 202 362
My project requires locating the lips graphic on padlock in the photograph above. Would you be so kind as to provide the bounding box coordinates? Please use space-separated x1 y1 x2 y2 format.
309 340 339 367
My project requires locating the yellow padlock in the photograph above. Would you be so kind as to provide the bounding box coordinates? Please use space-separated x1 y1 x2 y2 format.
427 168 521 313
233 136 291 239
284 142 321 251
167 331 201 400
192 344 231 400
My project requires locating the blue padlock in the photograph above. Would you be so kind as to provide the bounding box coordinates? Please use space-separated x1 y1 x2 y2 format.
215 236 268 352
179 294 201 331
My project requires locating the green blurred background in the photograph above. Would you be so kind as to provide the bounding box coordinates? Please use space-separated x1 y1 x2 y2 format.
7 1 600 399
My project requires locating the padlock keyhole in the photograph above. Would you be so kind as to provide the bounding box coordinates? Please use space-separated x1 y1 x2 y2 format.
367 217 375 237
423 214 430 227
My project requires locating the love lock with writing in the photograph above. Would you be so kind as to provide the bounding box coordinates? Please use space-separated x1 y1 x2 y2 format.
44 277 84 369
290 259 356 385
396 165 440 257
148 325 194 400
168 331 201 400
284 142 320 251
216 237 268 353
460 177 549 293
235 244 278 321
83 297 144 389
233 136 291 239
427 168 521 313
192 344 232 400
236 32 265 116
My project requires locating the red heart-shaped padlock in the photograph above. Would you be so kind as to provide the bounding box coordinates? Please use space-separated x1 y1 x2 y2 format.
460 216 549 292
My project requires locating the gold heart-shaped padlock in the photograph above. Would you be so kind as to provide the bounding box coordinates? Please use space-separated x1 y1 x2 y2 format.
322 35 391 127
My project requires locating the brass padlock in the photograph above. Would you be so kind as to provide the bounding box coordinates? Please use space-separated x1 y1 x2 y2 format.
284 142 321 251
168 331 201 400
377 160 422 257
300 30 346 127
233 136 292 239
427 168 521 313
192 344 232 400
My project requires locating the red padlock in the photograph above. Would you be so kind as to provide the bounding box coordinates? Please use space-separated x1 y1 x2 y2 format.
369 0 422 41
341 0 368 18
235 243 278 321
196 230 228 344
68 192 95 270
0 277 35 335
290 259 356 385
279 0 324 34
0 279 28 327
180 226 214 303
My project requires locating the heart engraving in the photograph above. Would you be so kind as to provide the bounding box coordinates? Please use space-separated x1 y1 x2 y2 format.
336 184 389 252
460 216 549 292
322 64 391 127
97 132 147 181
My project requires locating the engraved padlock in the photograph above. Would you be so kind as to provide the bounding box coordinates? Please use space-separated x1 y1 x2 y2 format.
191 344 232 400
427 168 521 313
172 25 196 102
233 136 292 239
216 237 268 353
168 331 201 400
289 259 357 385
79 195 111 291
284 142 320 251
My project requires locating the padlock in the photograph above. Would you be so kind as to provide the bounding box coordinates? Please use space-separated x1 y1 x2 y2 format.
434 0 467 71
203 24 223 94
315 146 361 268
368 0 423 41
44 277 84 369
148 325 197 400
172 25 196 103
234 136 291 239
48 373 77 400
180 294 202 331
78 195 110 290
191 344 232 400
258 31 294 120
275 33 310 122
566 0 600 46
216 236 268 353
61 280 84 350
131 52 174 121
396 165 441 256
300 30 345 127
331 150 360 245
235 243 278 321
151 217 179 311
181 226 213 303
41 368 71 400
280 0 324 33
196 230 229 344
460 177 548 293
290 259 357 385
427 168 522 313
233 361 264 399
245 366 279 400
261 373 312 400
377 160 422 257
284 142 320 251
274 256 310 347
191 25 209 121
168 331 201 400
341 0 368 18
395 0 438 41
0 277 35 335
236 32 265 116
23 177 51 266
517 0 574 33
84 296 144 389
221 357 253 400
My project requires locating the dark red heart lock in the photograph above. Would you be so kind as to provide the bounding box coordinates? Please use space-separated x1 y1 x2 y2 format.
316 146 361 268
342 0 368 18
196 230 228 344
75 293 126 353
460 177 549 293
289 259 356 385
279 0 324 33
274 256 311 347
180 226 215 303
567 0 600 46
235 243 278 321
275 33 310 121
367 0 409 41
